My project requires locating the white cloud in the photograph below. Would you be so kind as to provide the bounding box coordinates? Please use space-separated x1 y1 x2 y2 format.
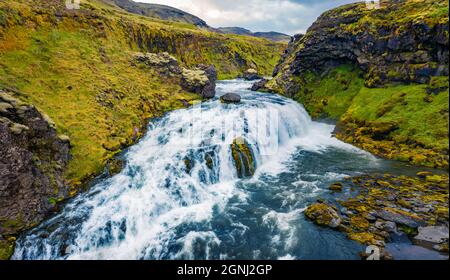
137 0 357 35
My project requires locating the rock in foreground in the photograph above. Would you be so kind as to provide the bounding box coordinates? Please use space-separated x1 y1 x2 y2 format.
0 90 71 259
242 68 261 81
413 226 449 247
220 93 241 104
305 202 342 228
305 173 449 256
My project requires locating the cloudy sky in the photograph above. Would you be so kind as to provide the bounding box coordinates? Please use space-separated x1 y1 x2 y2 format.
138 0 359 35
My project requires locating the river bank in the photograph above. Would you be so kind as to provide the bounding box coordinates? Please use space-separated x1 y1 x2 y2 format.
10 80 448 260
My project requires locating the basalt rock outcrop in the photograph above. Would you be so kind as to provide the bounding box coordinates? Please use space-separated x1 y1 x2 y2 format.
0 90 71 257
241 69 261 81
305 173 449 258
220 93 241 104
134 52 217 99
263 0 449 169
269 1 449 94
181 64 217 99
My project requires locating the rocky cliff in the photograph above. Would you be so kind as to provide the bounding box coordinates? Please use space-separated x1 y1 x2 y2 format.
0 90 71 258
265 0 449 168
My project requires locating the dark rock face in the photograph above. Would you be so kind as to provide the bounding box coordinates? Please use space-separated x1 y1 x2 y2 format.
134 52 217 99
197 64 217 99
242 69 261 81
220 93 241 104
0 90 71 238
272 34 304 77
271 1 449 94
251 79 269 92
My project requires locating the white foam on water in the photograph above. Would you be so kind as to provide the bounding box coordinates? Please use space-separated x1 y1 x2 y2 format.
13 79 378 260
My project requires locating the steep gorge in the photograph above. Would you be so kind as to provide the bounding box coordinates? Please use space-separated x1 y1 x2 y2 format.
265 0 449 169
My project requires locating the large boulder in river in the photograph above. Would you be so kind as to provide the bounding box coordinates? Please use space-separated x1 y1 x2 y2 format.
181 65 217 99
220 93 241 104
242 68 261 81
230 137 255 178
305 202 342 229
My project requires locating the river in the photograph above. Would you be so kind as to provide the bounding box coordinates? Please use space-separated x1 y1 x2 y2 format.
12 80 444 260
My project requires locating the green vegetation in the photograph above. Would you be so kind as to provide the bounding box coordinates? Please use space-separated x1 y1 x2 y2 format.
0 0 284 190
331 0 449 34
294 65 365 119
289 65 449 168
0 237 15 260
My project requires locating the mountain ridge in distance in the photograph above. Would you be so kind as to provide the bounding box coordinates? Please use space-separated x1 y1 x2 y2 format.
104 0 291 42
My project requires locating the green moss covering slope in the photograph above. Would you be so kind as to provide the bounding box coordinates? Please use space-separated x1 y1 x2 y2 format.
291 66 449 168
0 0 284 188
266 0 449 168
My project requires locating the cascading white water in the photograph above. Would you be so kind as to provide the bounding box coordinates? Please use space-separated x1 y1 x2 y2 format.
13 80 376 260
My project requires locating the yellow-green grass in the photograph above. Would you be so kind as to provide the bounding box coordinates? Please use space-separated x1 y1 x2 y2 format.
332 0 449 34
289 65 449 167
0 0 284 188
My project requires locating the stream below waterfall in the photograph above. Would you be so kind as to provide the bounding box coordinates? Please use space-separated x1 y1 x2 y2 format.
12 80 445 260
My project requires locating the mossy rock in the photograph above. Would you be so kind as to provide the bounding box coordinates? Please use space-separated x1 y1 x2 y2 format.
305 203 342 228
184 157 193 174
107 158 125 176
329 182 343 192
205 153 214 170
230 137 255 178
0 237 15 260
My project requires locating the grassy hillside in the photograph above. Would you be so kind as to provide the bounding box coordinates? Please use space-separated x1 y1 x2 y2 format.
290 65 449 168
266 0 449 169
0 0 284 189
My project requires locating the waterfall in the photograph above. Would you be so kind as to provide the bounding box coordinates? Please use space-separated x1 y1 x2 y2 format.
13 80 374 260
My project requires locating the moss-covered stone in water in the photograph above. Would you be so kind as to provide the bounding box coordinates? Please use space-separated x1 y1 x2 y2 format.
107 158 125 176
184 158 193 174
329 182 343 192
230 137 255 178
305 203 342 228
347 232 384 247
205 154 214 170
310 173 449 250
0 237 15 260
350 216 370 231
